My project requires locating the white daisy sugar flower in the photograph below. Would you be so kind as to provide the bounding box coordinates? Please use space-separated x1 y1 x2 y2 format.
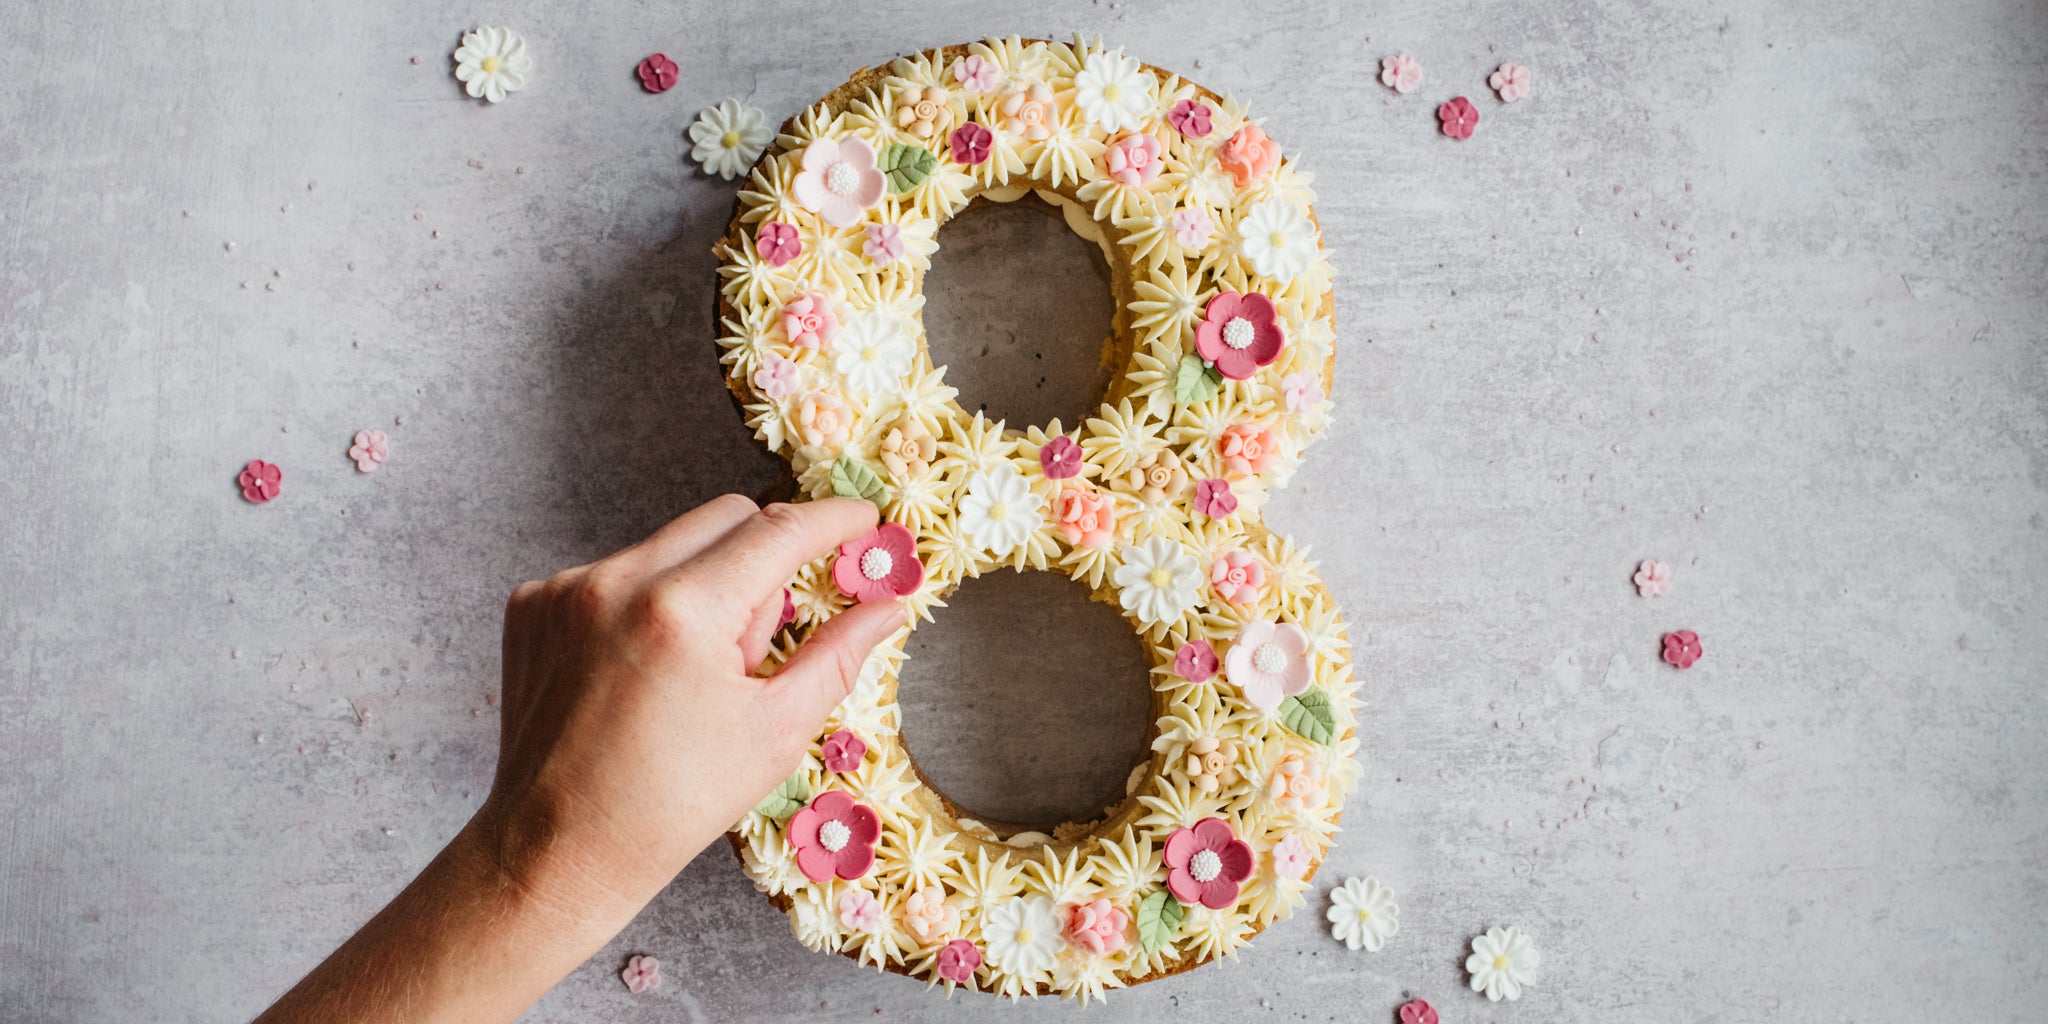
1466 925 1540 1001
957 464 1043 556
1113 535 1202 626
453 26 532 104
1237 198 1319 282
829 310 917 396
1073 50 1153 132
688 99 774 181
982 895 1063 979
1325 876 1399 952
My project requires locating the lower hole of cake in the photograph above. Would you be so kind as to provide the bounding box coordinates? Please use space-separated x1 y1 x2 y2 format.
895 570 1153 837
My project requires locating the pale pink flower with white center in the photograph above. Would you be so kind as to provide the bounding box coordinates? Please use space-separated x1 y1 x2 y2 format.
1634 559 1672 597
863 222 904 265
791 137 886 228
1282 371 1325 412
1490 62 1532 102
620 954 660 993
837 888 882 932
953 54 998 94
348 430 389 473
1381 53 1422 93
752 355 796 399
1226 619 1312 710
1172 207 1214 250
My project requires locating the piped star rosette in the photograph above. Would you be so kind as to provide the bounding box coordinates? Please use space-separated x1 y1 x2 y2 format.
714 37 1355 1002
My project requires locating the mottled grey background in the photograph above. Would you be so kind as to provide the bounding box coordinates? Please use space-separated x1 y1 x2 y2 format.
3 0 2046 1021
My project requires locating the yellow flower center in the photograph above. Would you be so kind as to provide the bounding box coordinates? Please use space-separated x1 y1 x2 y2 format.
1015 927 1035 944
1148 568 1173 589
861 346 878 362
1357 908 1372 920
480 56 501 73
987 503 1007 520
1102 83 1123 102
1493 955 1509 971
721 130 741 148
1270 230 1290 248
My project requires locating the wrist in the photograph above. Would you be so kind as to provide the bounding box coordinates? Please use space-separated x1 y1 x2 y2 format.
458 794 662 938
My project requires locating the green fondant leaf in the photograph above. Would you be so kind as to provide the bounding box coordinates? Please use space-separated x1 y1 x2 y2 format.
1136 889 1185 953
1279 689 1338 745
1174 353 1223 405
753 773 809 823
880 143 939 194
829 455 889 507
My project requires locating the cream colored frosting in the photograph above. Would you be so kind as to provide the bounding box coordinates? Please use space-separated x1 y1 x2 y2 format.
718 36 1354 1002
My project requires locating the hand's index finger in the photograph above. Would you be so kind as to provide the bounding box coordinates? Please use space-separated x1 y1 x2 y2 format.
664 498 880 610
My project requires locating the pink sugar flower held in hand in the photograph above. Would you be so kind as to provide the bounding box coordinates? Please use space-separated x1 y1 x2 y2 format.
1195 291 1287 380
1226 619 1311 710
1381 52 1423 93
786 790 880 882
780 290 838 349
820 728 867 773
832 523 924 603
1038 434 1083 479
1194 477 1237 519
1163 817 1254 909
1399 999 1440 1024
1662 629 1703 669
752 355 797 399
1438 96 1480 140
1634 559 1672 596
756 221 801 268
636 53 678 93
936 938 981 985
1490 62 1532 103
1104 132 1162 187
349 430 389 473
948 121 993 165
620 954 660 994
1167 98 1213 138
238 459 281 503
1210 549 1265 605
791 137 885 228
1175 640 1219 682
1063 898 1130 955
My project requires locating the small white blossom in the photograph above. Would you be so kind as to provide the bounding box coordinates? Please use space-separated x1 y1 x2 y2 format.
829 310 917 396
981 895 1062 979
1325 876 1398 952
1072 50 1152 132
1238 198 1318 282
452 27 532 104
689 99 774 181
1466 925 1540 1001
1113 536 1202 625
958 465 1042 556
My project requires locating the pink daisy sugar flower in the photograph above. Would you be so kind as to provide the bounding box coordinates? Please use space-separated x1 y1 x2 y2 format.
1380 52 1423 94
948 121 993 165
837 887 883 933
1490 62 1532 102
1167 98 1213 139
1217 422 1279 477
1171 207 1214 251
1270 833 1312 881
1282 371 1324 413
1662 629 1703 669
1193 477 1237 519
780 289 838 349
863 222 905 266
620 954 661 994
1163 817 1254 909
756 221 801 267
1175 640 1219 682
752 355 797 399
786 790 880 883
1225 619 1312 711
349 429 389 473
820 728 867 773
952 53 998 94
1038 434 1083 479
791 136 885 228
1103 131 1162 188
1634 559 1672 597
1438 96 1479 140
936 938 981 985
1210 549 1265 605
238 459 281 503
1195 291 1286 381
1063 898 1130 955
832 523 924 603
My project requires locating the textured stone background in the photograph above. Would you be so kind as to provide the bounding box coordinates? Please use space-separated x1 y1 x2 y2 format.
3 1 2046 1021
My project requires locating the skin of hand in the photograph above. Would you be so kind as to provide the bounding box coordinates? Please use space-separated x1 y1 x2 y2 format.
257 496 907 1024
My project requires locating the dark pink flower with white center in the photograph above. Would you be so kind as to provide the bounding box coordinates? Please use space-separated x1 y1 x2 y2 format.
1438 96 1479 140
1167 98 1213 138
1399 999 1439 1024
1195 291 1286 380
1163 817 1253 909
1662 629 1702 669
936 938 981 985
1103 132 1162 187
757 221 801 267
1210 549 1264 605
820 728 866 773
238 459 281 503
1175 640 1218 682
1193 477 1237 519
349 430 389 473
637 53 678 93
1038 434 1083 479
786 790 879 882
620 954 660 993
948 121 993 165
832 523 924 603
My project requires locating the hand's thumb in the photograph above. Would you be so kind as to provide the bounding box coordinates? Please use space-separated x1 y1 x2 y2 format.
768 598 907 727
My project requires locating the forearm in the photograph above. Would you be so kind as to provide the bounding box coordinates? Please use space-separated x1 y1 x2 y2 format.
256 813 641 1024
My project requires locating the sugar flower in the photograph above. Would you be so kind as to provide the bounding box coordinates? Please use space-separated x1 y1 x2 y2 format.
1218 422 1278 477
878 420 936 478
862 222 905 266
1282 371 1325 412
796 390 853 448
1226 619 1311 710
1073 50 1151 132
1268 750 1326 811
1195 290 1286 380
756 221 801 267
1167 98 1213 138
781 290 838 349
348 430 389 473
1662 629 1702 669
1218 125 1280 188
1172 207 1214 250
1400 999 1439 1024
1270 834 1312 880
894 85 953 139
1634 559 1671 596
1466 925 1540 1001
821 728 869 773
1194 477 1237 519
952 54 998 94
1163 817 1253 909
1438 96 1479 140
792 136 886 227
1183 735 1240 794
453 27 531 104
1104 132 1162 188
786 790 879 882
620 954 660 993
238 459 281 504
949 121 993 165
1380 52 1422 94
1326 876 1399 951
1123 448 1188 504
1210 549 1265 605
637 53 678 93
1037 434 1083 479
1238 198 1319 281
1490 62 1532 102
830 310 916 395
982 895 1062 977
903 887 961 945
1113 536 1203 626
936 938 981 985
752 355 797 399
1174 640 1218 682
833 523 924 603
837 887 882 932
999 83 1055 141
1063 898 1130 955
958 464 1043 556
1055 486 1117 548
688 99 772 181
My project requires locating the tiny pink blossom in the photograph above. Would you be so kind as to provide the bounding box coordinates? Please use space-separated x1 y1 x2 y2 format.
1271 834 1311 880
757 221 801 267
752 355 797 399
821 728 867 773
863 222 905 266
837 887 882 932
1399 999 1440 1024
348 430 389 473
1193 477 1237 519
778 587 796 628
780 290 838 349
1211 549 1265 605
1175 640 1219 683
948 121 993 165
1282 372 1324 413
1038 434 1083 479
1489 62 1532 102
1634 559 1672 597
1662 629 1703 670
1167 98 1213 138
1172 207 1214 250
1380 53 1423 94
238 459 281 503
936 938 981 985
620 954 660 994
1438 96 1479 140
952 54 998 94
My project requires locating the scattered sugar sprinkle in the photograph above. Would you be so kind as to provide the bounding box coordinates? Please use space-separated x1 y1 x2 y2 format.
410 55 420 65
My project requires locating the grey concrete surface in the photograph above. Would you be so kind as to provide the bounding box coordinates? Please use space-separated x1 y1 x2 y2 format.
3 1 2046 1021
